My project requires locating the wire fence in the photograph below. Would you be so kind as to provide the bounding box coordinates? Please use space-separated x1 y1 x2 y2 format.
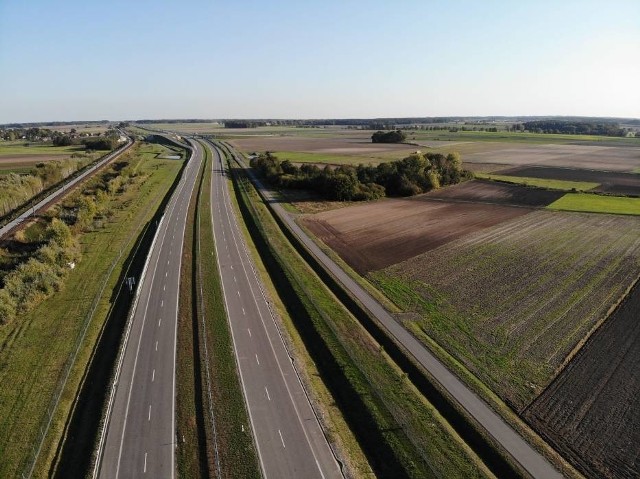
21 224 142 479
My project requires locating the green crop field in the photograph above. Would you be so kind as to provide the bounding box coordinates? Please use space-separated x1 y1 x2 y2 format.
475 173 599 192
0 142 183 478
373 210 640 410
549 193 640 215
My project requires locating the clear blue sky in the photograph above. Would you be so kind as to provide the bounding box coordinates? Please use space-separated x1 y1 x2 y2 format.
1 0 638 123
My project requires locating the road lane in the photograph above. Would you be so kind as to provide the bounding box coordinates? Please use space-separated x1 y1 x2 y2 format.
206 142 342 479
97 140 201 479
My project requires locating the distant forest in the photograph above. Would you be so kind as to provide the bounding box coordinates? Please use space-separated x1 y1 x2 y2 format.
522 120 629 136
250 151 467 201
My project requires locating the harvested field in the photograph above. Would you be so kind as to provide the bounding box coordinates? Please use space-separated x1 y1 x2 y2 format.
423 180 564 207
231 135 416 158
301 196 532 273
463 144 640 172
501 166 640 196
524 279 640 479
373 210 640 410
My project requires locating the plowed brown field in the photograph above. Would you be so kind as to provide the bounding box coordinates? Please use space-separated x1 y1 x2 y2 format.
302 197 531 273
423 179 564 206
301 181 565 273
463 144 640 172
524 280 640 479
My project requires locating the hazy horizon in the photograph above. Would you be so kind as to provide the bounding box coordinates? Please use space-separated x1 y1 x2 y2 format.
1 0 639 124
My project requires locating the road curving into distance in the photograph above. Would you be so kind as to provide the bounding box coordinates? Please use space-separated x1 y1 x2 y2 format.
95 139 201 478
0 135 134 239
206 141 343 478
222 141 564 479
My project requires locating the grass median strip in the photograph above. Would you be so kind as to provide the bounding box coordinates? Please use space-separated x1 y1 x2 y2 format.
227 154 492 479
176 141 260 478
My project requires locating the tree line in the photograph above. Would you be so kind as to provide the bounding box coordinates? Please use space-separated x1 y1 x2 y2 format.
522 120 628 136
0 146 141 324
0 158 89 218
250 151 466 201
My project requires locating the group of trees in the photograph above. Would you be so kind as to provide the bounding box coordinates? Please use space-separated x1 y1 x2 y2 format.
250 151 465 201
0 149 141 324
371 130 407 143
0 127 54 142
83 137 118 150
522 120 628 136
0 219 79 324
0 159 88 218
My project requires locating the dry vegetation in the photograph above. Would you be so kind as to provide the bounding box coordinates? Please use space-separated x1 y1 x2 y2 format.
374 210 640 409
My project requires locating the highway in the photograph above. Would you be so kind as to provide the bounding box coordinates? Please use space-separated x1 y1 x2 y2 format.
224 142 564 479
0 136 133 239
206 141 343 478
96 139 201 478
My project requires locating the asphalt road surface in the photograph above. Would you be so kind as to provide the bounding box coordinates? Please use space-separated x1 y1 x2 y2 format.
0 137 133 239
206 141 343 479
225 143 564 479
96 140 201 478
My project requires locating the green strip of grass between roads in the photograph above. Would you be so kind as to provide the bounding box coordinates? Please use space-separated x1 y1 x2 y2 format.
548 193 640 215
176 150 209 477
475 172 599 191
176 141 260 478
197 141 261 477
226 148 492 478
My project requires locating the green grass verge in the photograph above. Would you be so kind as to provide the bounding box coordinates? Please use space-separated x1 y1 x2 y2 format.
0 143 183 478
548 193 640 215
186 142 260 477
475 173 599 191
176 150 208 477
229 157 492 479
